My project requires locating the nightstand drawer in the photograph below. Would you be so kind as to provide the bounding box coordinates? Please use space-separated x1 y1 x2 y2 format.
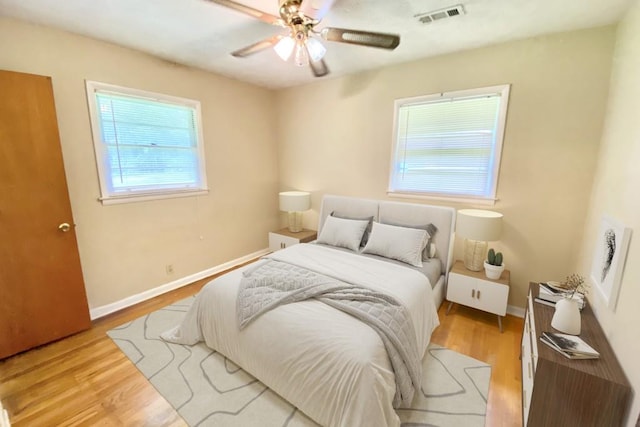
446 260 510 332
446 272 476 302
269 233 300 251
448 271 509 316
268 228 317 252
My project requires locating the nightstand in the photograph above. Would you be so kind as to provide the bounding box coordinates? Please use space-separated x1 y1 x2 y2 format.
446 260 510 332
268 228 317 252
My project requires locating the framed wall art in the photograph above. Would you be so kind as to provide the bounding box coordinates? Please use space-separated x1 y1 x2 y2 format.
590 215 632 311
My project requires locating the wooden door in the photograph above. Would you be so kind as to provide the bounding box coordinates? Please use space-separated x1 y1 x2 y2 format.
0 70 91 359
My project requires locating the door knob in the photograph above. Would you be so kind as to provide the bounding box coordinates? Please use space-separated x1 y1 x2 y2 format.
58 223 71 232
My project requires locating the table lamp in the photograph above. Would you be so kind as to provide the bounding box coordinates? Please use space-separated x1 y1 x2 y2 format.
279 191 311 233
456 209 503 271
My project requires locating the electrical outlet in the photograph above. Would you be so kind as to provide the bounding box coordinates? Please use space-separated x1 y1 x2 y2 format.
165 264 174 275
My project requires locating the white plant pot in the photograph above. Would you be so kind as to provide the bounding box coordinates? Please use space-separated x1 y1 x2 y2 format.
551 298 581 335
484 261 505 280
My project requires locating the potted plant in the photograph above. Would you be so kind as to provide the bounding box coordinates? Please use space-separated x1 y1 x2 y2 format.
484 248 504 280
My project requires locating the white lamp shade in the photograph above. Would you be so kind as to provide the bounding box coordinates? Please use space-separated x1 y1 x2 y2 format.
294 43 309 67
456 209 503 242
274 36 295 61
306 37 326 62
279 191 311 212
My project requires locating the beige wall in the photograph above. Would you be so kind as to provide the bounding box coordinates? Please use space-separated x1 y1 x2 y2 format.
1 11 637 422
276 26 616 309
0 17 279 310
576 1 640 424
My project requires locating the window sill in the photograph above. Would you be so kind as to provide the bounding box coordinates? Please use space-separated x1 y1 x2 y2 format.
387 191 497 206
99 189 209 205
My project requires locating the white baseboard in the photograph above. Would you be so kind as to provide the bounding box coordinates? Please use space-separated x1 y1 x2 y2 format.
90 249 528 321
90 248 270 320
507 304 525 318
1 399 10 427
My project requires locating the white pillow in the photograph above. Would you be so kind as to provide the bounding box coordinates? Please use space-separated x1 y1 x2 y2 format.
317 215 370 252
381 220 437 260
362 222 428 267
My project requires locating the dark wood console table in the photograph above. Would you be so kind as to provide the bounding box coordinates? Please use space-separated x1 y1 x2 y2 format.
521 283 631 426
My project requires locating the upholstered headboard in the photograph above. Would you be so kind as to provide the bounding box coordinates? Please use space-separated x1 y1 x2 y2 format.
318 195 456 274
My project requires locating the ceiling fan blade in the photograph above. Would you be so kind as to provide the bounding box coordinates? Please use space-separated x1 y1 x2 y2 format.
321 27 400 50
231 35 283 57
300 0 336 20
205 0 282 25
309 58 330 77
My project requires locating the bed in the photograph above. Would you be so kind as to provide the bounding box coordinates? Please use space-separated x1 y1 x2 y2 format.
162 195 456 427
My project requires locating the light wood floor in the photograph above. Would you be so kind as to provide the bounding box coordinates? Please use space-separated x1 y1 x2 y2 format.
0 267 524 426
431 303 524 427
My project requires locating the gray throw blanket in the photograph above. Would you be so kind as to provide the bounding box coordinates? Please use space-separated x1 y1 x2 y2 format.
237 259 422 408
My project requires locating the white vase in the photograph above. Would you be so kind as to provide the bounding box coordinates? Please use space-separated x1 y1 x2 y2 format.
483 261 505 280
551 298 581 335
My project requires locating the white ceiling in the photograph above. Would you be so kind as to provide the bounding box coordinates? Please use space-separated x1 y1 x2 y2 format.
0 0 634 89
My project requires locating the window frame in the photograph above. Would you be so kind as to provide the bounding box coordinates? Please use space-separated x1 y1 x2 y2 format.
85 80 209 205
388 84 510 205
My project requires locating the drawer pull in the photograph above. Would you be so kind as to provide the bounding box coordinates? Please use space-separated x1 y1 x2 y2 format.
477 290 481 299
471 289 475 298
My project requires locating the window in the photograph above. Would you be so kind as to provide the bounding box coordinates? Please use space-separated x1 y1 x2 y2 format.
389 84 510 203
86 81 208 204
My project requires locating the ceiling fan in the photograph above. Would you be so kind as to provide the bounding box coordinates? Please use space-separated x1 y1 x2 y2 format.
206 0 401 77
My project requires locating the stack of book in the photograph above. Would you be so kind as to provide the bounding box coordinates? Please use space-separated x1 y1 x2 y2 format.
539 331 600 359
535 282 585 310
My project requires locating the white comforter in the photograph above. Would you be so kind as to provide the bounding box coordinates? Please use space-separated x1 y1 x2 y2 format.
162 244 440 427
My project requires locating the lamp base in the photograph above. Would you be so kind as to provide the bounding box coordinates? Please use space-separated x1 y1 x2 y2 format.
287 211 303 233
463 239 487 271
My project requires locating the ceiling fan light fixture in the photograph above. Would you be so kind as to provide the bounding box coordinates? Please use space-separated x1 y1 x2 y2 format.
211 0 402 78
274 35 295 61
305 37 326 62
294 42 309 67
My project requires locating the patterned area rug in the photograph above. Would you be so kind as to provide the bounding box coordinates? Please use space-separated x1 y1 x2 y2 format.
108 297 490 427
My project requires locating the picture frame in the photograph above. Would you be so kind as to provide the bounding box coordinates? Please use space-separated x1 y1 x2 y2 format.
590 215 632 311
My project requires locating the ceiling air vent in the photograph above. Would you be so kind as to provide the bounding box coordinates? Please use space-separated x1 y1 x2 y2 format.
416 4 466 24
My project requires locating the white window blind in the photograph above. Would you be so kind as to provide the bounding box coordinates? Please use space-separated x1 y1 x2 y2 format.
389 85 510 201
86 81 208 204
